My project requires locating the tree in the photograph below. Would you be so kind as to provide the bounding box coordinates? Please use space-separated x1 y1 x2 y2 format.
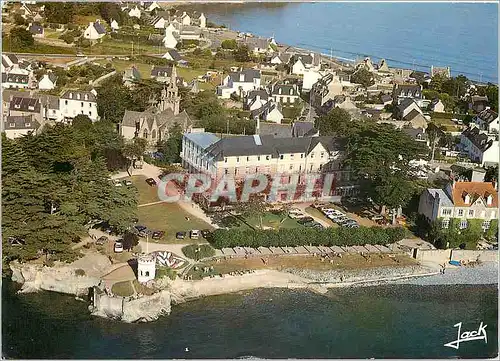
96 74 136 123
234 44 250 62
426 122 446 161
13 13 26 25
221 39 237 50
478 84 499 112
43 2 75 24
484 166 498 182
10 27 34 49
122 231 139 251
350 68 375 88
72 114 92 129
234 196 267 229
98 3 123 23
157 123 182 163
315 108 355 137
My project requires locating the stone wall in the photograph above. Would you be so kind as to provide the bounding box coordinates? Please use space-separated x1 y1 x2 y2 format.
415 249 498 264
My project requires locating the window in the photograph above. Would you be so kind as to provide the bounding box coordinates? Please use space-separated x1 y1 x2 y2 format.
459 219 468 229
9 123 15 128
482 220 491 230
145 271 149 277
468 209 474 217
301 153 304 159
52 110 56 114
224 169 229 175
236 157 240 162
25 123 30 127
491 211 496 219
266 155 270 160
257 156 261 161
457 209 464 217
246 156 249 161
65 100 68 105
280 154 284 160
89 111 92 116
289 165 293 170
81 102 84 107
290 154 294 159
224 157 228 163
310 152 315 158
441 208 452 216
441 219 450 229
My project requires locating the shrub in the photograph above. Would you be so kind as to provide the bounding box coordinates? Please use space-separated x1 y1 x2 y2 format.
221 39 237 50
182 244 216 261
206 227 406 249
75 269 86 276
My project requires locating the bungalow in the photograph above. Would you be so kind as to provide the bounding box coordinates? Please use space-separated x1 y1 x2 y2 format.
110 19 120 31
162 49 184 64
27 22 44 37
402 127 429 146
473 109 499 134
83 20 106 41
430 98 445 113
151 66 172 83
245 37 274 55
123 66 141 87
459 125 499 166
269 53 292 65
216 69 261 99
469 95 489 113
244 89 269 111
3 115 40 139
270 83 299 104
128 6 142 19
251 101 284 124
38 72 57 90
392 83 423 105
290 53 320 75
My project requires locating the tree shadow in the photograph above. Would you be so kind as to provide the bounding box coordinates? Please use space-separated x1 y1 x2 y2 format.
127 258 138 278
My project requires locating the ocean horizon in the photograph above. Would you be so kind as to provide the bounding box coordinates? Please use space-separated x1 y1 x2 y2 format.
205 2 498 83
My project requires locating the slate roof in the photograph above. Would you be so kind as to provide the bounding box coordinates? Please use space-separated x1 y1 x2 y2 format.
247 89 269 102
393 84 422 99
60 90 97 102
403 109 425 122
402 127 428 141
271 84 297 96
9 96 40 112
28 23 43 34
124 66 141 81
427 189 454 207
381 94 392 103
397 98 419 112
2 54 19 68
245 37 270 50
38 94 59 109
205 135 341 160
5 115 40 130
477 109 498 124
258 123 292 138
165 49 182 61
2 73 29 84
93 21 106 35
229 69 260 83
292 121 316 137
151 66 172 77
462 126 496 152
184 132 220 149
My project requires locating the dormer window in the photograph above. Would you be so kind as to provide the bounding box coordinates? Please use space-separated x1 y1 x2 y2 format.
28 106 34 111
25 123 30 127
84 94 88 100
77 93 81 100
463 192 471 204
69 93 73 99
487 194 493 206
14 104 20 109
9 123 15 128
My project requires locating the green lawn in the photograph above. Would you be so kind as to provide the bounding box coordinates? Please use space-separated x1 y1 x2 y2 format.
111 281 134 297
131 175 159 205
137 203 213 243
96 59 153 79
229 212 303 230
88 37 163 56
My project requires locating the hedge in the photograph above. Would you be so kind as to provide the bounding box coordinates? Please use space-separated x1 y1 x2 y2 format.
206 227 406 249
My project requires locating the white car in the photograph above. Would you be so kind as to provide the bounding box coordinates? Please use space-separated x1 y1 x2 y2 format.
114 241 124 253
190 230 200 239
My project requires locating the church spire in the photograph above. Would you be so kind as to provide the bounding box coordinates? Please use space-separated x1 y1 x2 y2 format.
170 64 177 87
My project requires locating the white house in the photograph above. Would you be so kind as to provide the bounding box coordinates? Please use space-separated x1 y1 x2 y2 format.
162 29 178 49
251 101 284 124
59 89 99 122
3 115 40 139
162 49 183 63
152 16 167 29
198 13 206 28
474 109 499 134
128 6 142 19
110 19 119 31
180 12 191 25
216 69 261 99
460 124 499 167
146 1 161 12
291 53 320 76
245 89 269 111
430 99 445 113
83 20 106 41
302 69 324 93
270 83 300 104
38 73 57 90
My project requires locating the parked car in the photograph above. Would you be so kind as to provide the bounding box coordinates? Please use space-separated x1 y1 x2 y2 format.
123 180 133 186
138 230 149 238
190 229 200 239
289 212 305 219
297 217 314 224
344 223 360 228
114 241 124 253
135 225 147 232
145 178 157 186
321 208 337 214
201 229 211 238
114 180 123 187
371 215 384 221
96 236 108 245
151 231 164 240
303 221 321 227
176 231 186 239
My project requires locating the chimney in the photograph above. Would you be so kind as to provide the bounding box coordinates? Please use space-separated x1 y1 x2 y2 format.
494 181 498 190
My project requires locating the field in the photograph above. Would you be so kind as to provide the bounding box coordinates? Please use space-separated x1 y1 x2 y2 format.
2 36 76 54
188 253 416 279
96 59 153 80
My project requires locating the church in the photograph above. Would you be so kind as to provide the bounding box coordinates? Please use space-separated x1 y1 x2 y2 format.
119 65 194 148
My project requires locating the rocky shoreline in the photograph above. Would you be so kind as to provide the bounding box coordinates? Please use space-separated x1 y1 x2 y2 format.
9 257 498 324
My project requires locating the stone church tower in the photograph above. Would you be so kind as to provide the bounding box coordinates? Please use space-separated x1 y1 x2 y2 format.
158 65 180 115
